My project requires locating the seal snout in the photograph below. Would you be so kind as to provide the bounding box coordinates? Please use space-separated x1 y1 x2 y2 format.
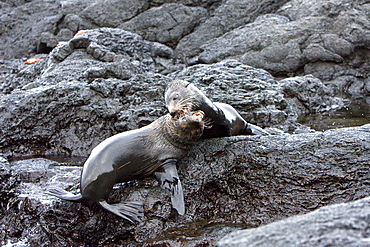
192 110 205 122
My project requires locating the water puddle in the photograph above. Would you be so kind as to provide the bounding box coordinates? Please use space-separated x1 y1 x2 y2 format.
298 99 370 131
9 155 86 166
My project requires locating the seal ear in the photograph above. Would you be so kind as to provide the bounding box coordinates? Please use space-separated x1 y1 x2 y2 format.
154 160 185 215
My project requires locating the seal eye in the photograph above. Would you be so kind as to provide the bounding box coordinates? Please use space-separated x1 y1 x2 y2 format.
172 93 179 102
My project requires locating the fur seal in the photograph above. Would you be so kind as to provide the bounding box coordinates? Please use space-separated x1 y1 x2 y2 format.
165 80 270 138
47 110 205 223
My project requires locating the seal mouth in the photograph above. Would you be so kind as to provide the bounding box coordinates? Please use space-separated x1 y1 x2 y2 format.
192 110 205 122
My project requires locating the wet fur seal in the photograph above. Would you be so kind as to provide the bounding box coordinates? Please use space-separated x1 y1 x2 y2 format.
165 80 270 138
47 110 205 223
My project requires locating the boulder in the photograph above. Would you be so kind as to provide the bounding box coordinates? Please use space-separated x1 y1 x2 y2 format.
1 42 346 157
120 3 208 44
0 29 173 157
197 0 370 86
0 0 97 60
217 196 370 247
80 0 148 27
1 124 369 246
176 0 291 59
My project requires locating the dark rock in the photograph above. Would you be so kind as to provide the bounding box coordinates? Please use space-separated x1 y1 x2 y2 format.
1 1 370 246
197 0 370 83
217 196 370 247
280 74 346 121
80 0 148 27
120 3 208 45
0 0 97 60
176 0 291 59
0 51 349 157
170 59 287 128
0 28 177 157
170 60 347 128
1 124 369 246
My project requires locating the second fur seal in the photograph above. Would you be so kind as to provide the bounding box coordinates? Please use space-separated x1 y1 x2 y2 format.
48 109 205 223
165 80 270 138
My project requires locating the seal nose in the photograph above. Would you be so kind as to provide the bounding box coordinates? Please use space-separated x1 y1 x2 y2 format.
170 111 176 117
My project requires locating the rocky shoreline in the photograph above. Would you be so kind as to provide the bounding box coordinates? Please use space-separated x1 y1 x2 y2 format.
1 0 369 246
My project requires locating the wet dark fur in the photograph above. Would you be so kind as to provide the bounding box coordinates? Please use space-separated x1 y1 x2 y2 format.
165 80 270 138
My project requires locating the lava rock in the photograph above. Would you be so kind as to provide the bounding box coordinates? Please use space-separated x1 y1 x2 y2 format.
217 196 370 247
1 124 369 246
120 3 208 44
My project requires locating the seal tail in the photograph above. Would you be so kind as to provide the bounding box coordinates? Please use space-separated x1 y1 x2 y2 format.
47 187 83 201
98 200 144 223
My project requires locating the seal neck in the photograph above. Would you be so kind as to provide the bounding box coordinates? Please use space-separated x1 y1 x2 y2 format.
159 115 199 151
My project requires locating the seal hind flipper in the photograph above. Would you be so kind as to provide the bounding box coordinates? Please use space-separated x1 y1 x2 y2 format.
244 123 270 136
154 161 185 215
98 200 144 223
47 187 83 201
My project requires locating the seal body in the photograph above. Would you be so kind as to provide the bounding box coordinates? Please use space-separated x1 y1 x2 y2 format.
48 110 205 222
165 80 270 138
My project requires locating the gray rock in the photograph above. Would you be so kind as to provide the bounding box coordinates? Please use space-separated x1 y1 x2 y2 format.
80 0 148 27
0 28 174 157
176 0 290 59
0 0 61 59
169 60 347 128
0 0 97 59
280 74 346 121
120 3 208 44
1 124 369 246
169 59 287 127
0 51 348 157
197 0 370 84
180 124 370 226
217 196 370 247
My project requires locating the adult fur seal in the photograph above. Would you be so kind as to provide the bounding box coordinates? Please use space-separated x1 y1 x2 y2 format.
165 80 270 138
47 110 205 223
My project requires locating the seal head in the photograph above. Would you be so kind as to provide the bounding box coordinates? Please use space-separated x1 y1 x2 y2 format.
165 80 270 138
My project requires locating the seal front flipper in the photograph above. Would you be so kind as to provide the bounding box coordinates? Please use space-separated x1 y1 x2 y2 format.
154 160 185 215
47 187 83 201
244 123 270 136
98 200 144 223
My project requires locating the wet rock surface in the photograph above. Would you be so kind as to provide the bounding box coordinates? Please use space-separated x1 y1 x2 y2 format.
1 0 370 246
217 195 370 247
1 124 370 246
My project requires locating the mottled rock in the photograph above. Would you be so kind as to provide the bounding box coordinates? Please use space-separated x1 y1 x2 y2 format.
280 75 346 120
0 29 174 157
0 54 348 158
198 0 370 83
0 0 96 59
80 0 148 27
176 0 290 59
120 3 207 44
1 124 369 246
217 196 370 247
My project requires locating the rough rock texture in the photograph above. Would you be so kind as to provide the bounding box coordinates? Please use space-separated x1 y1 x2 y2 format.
0 28 173 157
1 124 369 246
198 0 370 81
1 0 370 246
217 196 370 247
120 3 208 44
1 41 344 157
176 0 291 59
1 0 369 97
80 0 148 27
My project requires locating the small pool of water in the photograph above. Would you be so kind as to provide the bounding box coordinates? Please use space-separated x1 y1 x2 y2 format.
298 99 370 131
8 155 86 166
